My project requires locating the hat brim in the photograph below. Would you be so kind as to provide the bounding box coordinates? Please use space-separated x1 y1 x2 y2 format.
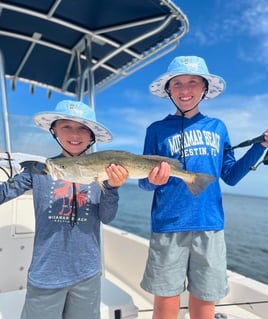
150 72 226 99
33 112 113 143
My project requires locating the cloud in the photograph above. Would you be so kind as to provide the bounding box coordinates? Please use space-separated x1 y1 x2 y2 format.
0 113 60 156
242 0 268 36
186 0 268 67
204 93 268 145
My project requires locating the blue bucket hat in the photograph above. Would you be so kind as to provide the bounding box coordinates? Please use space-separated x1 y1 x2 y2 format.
33 100 112 143
150 56 226 99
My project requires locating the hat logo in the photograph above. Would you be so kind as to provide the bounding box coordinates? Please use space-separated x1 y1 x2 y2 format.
68 103 84 117
183 59 199 71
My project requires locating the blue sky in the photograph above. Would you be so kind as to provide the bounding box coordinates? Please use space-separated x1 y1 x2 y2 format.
1 0 268 197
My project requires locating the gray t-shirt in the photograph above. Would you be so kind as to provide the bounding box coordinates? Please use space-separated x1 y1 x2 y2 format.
0 160 119 288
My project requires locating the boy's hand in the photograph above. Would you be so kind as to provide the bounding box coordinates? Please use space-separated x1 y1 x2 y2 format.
148 161 170 185
106 164 128 187
261 130 268 148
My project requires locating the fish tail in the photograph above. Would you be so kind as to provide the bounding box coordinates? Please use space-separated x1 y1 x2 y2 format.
185 173 215 196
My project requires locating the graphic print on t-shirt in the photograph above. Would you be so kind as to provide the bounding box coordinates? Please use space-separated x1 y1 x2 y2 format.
47 180 91 224
168 129 220 157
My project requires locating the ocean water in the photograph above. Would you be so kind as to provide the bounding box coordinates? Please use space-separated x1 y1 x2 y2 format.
110 183 268 285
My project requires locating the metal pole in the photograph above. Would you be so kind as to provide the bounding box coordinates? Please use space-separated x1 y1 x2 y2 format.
0 50 12 152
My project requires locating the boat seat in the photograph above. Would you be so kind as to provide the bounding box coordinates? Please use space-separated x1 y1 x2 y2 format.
0 277 138 319
0 187 35 293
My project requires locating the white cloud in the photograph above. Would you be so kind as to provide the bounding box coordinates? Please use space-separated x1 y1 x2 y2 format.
0 113 60 156
204 93 268 145
242 0 268 36
185 0 268 68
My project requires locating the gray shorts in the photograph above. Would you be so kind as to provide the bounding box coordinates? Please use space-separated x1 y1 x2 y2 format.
141 231 229 301
20 273 101 319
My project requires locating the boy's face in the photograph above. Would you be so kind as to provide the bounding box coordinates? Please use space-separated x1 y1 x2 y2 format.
52 119 93 156
167 75 207 115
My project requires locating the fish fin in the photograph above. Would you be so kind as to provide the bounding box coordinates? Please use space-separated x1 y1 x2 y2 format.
20 161 48 175
94 177 105 192
185 173 215 196
142 155 182 169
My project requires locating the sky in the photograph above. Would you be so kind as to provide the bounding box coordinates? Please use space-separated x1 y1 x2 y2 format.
1 0 268 197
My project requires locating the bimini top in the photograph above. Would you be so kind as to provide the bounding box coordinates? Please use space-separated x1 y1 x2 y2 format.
0 0 189 98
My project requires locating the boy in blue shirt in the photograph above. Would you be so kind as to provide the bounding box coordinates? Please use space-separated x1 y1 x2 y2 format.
139 56 268 319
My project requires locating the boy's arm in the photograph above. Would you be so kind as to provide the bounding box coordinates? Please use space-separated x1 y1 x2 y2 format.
0 170 31 204
99 181 119 224
221 143 266 186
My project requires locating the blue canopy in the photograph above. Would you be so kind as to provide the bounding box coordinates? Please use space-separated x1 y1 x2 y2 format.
0 0 188 98
0 0 188 151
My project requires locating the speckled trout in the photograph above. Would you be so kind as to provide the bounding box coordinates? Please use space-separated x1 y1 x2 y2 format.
44 150 215 196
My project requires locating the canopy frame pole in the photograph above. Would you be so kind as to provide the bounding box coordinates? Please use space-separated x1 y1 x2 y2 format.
79 37 95 111
0 50 12 152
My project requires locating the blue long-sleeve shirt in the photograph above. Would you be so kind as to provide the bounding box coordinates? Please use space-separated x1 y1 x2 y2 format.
0 157 119 289
139 113 265 232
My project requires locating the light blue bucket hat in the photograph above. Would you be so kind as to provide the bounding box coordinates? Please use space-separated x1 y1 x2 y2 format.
150 56 226 99
33 100 113 143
